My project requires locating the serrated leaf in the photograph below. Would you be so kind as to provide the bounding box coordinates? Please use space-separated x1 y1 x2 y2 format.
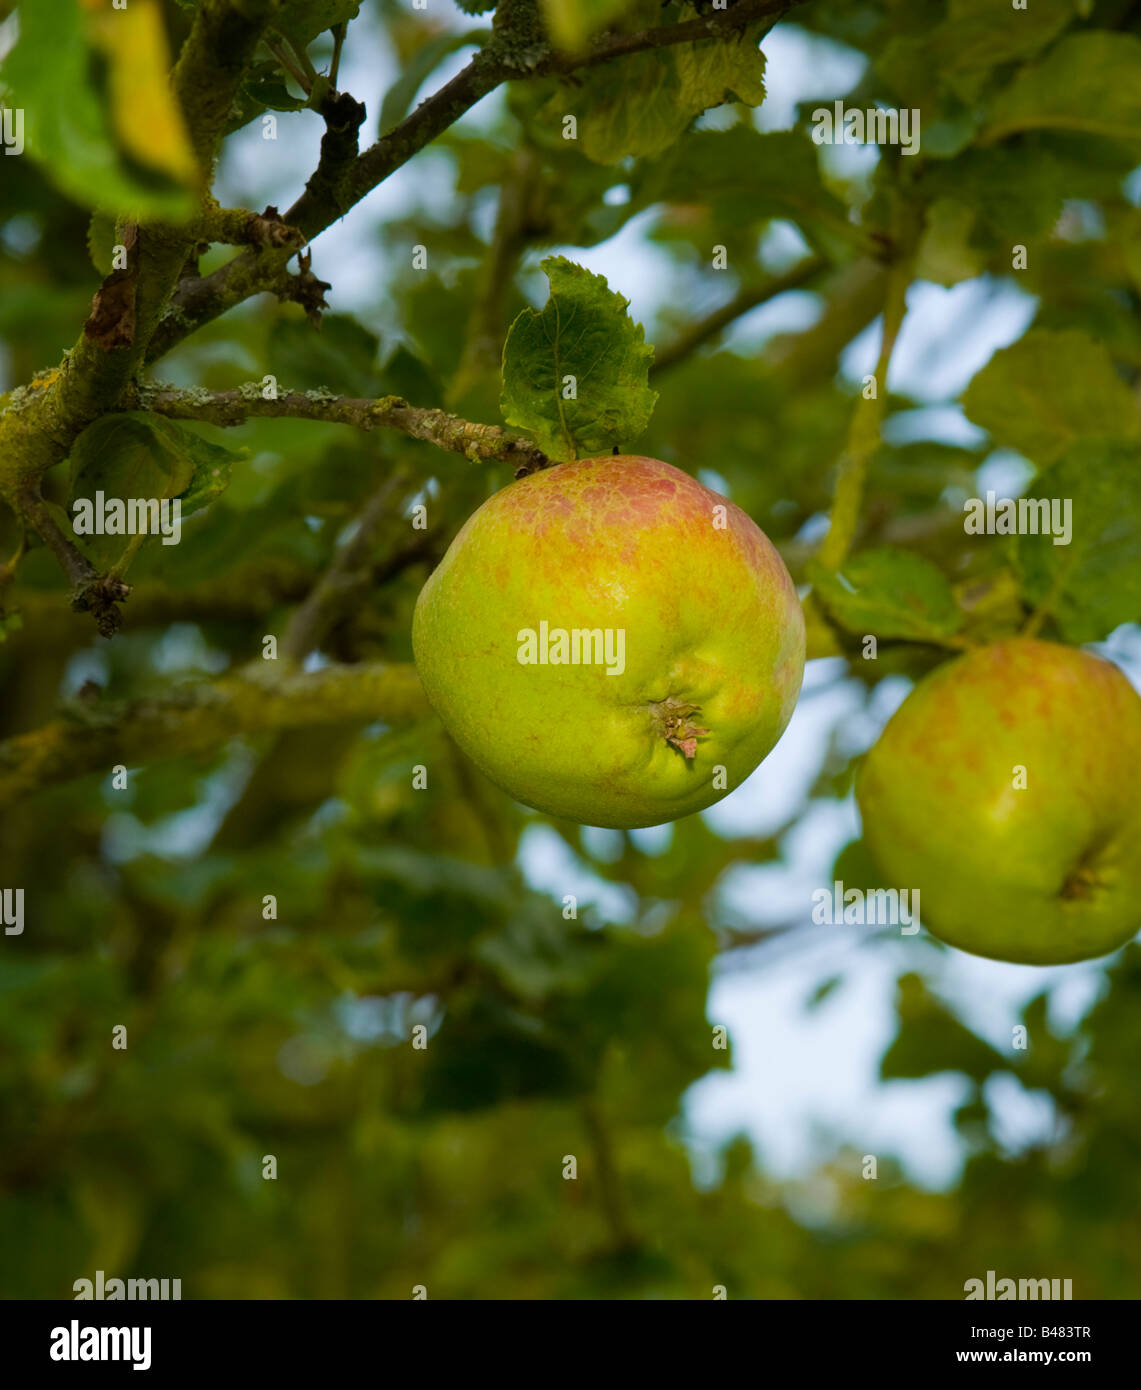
811 548 964 642
1015 440 1141 642
675 23 766 111
67 415 244 572
500 257 657 460
984 31 1141 144
961 329 1141 466
553 24 767 165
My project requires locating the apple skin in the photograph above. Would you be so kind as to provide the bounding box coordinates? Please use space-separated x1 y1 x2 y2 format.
856 638 1141 965
412 455 805 829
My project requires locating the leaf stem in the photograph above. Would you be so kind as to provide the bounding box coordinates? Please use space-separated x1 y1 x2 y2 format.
816 244 912 571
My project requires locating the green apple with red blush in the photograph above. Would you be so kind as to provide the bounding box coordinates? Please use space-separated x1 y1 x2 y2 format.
412 455 806 829
856 638 1141 965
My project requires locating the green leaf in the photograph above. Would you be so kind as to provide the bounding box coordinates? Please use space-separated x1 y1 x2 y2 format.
66 415 244 572
879 0 1080 109
266 314 382 398
500 256 657 460
540 0 635 54
882 975 1005 1084
913 198 985 287
86 213 118 277
1 0 196 218
810 548 964 642
984 31 1141 144
647 128 849 241
923 145 1067 250
675 22 766 111
274 0 361 49
553 23 767 165
961 329 1141 467
1015 439 1141 642
244 76 310 115
378 31 484 137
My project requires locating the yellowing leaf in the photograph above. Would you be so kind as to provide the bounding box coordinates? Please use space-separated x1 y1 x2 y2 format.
87 0 199 188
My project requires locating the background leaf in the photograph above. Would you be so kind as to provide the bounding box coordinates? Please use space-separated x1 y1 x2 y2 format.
811 548 964 642
961 329 1140 467
1015 440 1141 642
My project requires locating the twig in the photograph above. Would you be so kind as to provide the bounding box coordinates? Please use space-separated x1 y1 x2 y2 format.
146 0 807 363
266 35 312 95
651 256 827 376
545 0 804 74
134 385 551 472
0 0 281 571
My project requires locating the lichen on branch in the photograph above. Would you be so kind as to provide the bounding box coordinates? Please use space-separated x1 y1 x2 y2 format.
0 662 429 803
134 385 551 473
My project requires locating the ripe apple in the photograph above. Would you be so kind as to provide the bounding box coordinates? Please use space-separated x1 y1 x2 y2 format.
856 638 1141 965
412 455 805 829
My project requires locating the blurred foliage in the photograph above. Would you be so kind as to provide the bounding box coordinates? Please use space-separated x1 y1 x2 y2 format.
0 0 1140 1299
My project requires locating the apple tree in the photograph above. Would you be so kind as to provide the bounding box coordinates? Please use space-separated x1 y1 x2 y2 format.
0 0 1139 1298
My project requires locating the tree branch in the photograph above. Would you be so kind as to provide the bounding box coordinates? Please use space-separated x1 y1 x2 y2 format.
135 385 551 473
0 662 429 804
146 0 806 363
0 0 280 612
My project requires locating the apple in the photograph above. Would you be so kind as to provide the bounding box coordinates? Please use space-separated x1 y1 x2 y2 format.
412 455 805 829
856 637 1141 965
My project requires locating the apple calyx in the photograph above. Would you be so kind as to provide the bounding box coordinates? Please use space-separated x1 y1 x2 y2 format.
1059 840 1110 903
649 696 710 761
